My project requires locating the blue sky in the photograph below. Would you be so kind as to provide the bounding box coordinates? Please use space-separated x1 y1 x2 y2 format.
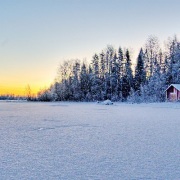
0 0 180 95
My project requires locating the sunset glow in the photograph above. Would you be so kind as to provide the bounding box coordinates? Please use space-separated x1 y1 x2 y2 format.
0 63 56 96
0 78 54 96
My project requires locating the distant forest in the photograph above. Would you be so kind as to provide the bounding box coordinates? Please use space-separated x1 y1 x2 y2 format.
35 35 180 102
1 35 180 102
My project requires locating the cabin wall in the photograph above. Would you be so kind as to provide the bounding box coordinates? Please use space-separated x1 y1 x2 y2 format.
166 85 180 101
167 87 175 101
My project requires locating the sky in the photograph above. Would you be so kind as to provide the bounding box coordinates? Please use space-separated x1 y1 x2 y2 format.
0 0 180 95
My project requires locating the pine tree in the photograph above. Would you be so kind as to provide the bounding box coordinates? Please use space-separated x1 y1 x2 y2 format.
166 36 180 84
99 51 107 99
122 49 133 99
99 51 106 78
117 47 124 99
71 60 81 100
134 48 146 92
91 54 102 100
110 52 119 100
80 62 91 100
92 53 99 76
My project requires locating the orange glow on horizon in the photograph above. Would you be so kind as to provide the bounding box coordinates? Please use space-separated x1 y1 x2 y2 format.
0 84 52 96
0 86 39 96
0 78 54 96
0 63 56 96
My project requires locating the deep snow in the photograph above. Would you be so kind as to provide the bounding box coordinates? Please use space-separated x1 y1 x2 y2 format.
0 101 180 179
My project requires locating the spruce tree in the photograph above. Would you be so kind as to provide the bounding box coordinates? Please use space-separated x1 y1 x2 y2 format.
117 47 124 99
91 54 102 100
122 49 133 99
134 48 146 92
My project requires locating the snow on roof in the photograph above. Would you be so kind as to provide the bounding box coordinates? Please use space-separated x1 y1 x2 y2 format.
165 84 180 91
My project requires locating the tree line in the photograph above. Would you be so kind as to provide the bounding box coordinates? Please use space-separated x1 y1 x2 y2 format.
0 94 26 101
36 35 180 102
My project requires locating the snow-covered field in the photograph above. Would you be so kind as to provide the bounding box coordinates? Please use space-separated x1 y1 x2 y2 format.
0 101 180 180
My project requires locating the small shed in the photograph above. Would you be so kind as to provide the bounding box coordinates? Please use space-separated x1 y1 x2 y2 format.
165 84 180 101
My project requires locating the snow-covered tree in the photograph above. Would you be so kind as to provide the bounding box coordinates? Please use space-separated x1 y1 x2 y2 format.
165 36 180 84
144 35 160 77
122 49 133 100
134 48 146 92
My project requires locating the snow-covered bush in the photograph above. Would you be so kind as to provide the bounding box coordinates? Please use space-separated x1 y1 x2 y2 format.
37 89 53 101
102 99 113 105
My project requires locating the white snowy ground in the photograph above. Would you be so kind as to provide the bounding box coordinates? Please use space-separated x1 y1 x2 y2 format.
0 102 180 180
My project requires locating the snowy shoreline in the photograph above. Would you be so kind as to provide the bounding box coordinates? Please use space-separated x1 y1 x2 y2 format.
1 100 180 108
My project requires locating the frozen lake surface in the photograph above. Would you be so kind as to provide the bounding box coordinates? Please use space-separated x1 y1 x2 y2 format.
0 101 180 179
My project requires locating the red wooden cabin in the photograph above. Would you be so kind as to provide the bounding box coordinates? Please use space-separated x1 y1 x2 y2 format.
165 84 180 101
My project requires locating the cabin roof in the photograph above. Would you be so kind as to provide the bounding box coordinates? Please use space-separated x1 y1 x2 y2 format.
165 84 180 91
